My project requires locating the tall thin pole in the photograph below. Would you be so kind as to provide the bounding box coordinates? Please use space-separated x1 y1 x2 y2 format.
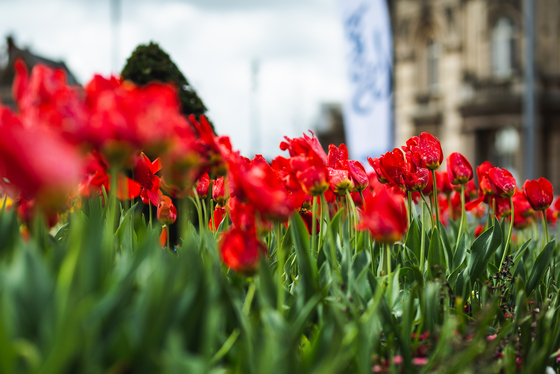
250 59 260 156
523 0 535 180
111 0 121 74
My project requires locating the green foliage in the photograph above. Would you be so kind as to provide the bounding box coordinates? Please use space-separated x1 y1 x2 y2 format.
1 198 560 373
121 42 210 123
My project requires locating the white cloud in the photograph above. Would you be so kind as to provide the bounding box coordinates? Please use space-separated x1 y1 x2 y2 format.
0 0 347 159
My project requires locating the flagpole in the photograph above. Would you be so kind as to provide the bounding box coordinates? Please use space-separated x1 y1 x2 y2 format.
523 0 535 180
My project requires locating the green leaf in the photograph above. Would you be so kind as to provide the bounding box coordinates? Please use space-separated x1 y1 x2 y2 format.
526 240 555 296
290 214 319 301
466 218 502 282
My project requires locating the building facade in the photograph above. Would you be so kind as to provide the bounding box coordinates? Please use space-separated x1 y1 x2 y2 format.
391 0 560 188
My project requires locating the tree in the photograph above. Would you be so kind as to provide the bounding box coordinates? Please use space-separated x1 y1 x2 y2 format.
121 42 212 127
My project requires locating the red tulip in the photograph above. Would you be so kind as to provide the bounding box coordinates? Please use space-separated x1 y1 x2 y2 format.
446 152 473 185
219 227 267 274
134 152 162 206
438 171 454 195
227 154 296 222
358 187 407 244
0 117 83 210
194 173 211 199
347 160 369 192
403 132 443 170
289 156 329 196
421 171 435 196
209 206 226 232
513 191 535 218
367 156 389 184
157 195 177 225
328 168 354 196
328 144 369 192
373 148 407 189
488 167 516 197
404 153 429 192
474 224 485 238
546 208 558 228
280 130 328 165
213 177 229 206
522 178 553 211
494 196 512 218
477 161 497 197
190 114 233 177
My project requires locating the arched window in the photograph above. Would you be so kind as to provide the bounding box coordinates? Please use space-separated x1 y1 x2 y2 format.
491 17 515 78
427 38 439 91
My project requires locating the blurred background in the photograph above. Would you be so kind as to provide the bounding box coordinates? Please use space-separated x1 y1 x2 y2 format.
0 0 558 189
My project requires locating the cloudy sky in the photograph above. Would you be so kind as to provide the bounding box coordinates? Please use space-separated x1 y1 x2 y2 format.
0 0 348 159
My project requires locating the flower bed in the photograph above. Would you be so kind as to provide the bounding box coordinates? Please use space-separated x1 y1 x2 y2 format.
0 62 559 373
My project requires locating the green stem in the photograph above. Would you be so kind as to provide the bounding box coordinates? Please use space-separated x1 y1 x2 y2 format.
455 184 466 249
420 192 434 228
321 193 339 272
312 195 318 255
485 199 492 230
543 210 549 244
346 189 359 252
192 189 204 234
166 225 170 251
242 281 256 315
499 196 514 271
385 243 392 276
432 170 440 229
276 223 285 313
419 199 426 271
407 191 412 228
149 203 153 230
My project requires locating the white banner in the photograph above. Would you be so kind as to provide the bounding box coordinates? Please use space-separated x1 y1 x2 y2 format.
338 0 393 164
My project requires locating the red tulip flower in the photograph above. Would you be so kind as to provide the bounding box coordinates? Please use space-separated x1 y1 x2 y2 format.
0 119 83 210
219 227 267 275
347 160 369 192
404 153 429 192
513 191 535 218
474 224 485 238
522 178 553 211
227 154 296 222
194 173 211 199
157 195 177 225
328 168 354 196
289 156 329 196
134 152 162 206
488 167 516 197
213 177 229 206
403 132 443 170
367 156 389 184
477 161 497 197
446 152 473 185
358 187 407 244
438 171 454 195
494 196 512 218
209 206 226 232
327 144 369 192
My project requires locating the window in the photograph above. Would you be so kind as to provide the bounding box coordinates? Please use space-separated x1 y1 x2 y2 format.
495 126 519 181
427 39 439 91
491 17 515 78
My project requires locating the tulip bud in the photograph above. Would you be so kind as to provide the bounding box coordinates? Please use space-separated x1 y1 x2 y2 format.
157 196 177 225
446 152 473 185
195 173 210 199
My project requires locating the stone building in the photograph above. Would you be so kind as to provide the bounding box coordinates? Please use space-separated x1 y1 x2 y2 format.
0 36 79 109
390 0 560 188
